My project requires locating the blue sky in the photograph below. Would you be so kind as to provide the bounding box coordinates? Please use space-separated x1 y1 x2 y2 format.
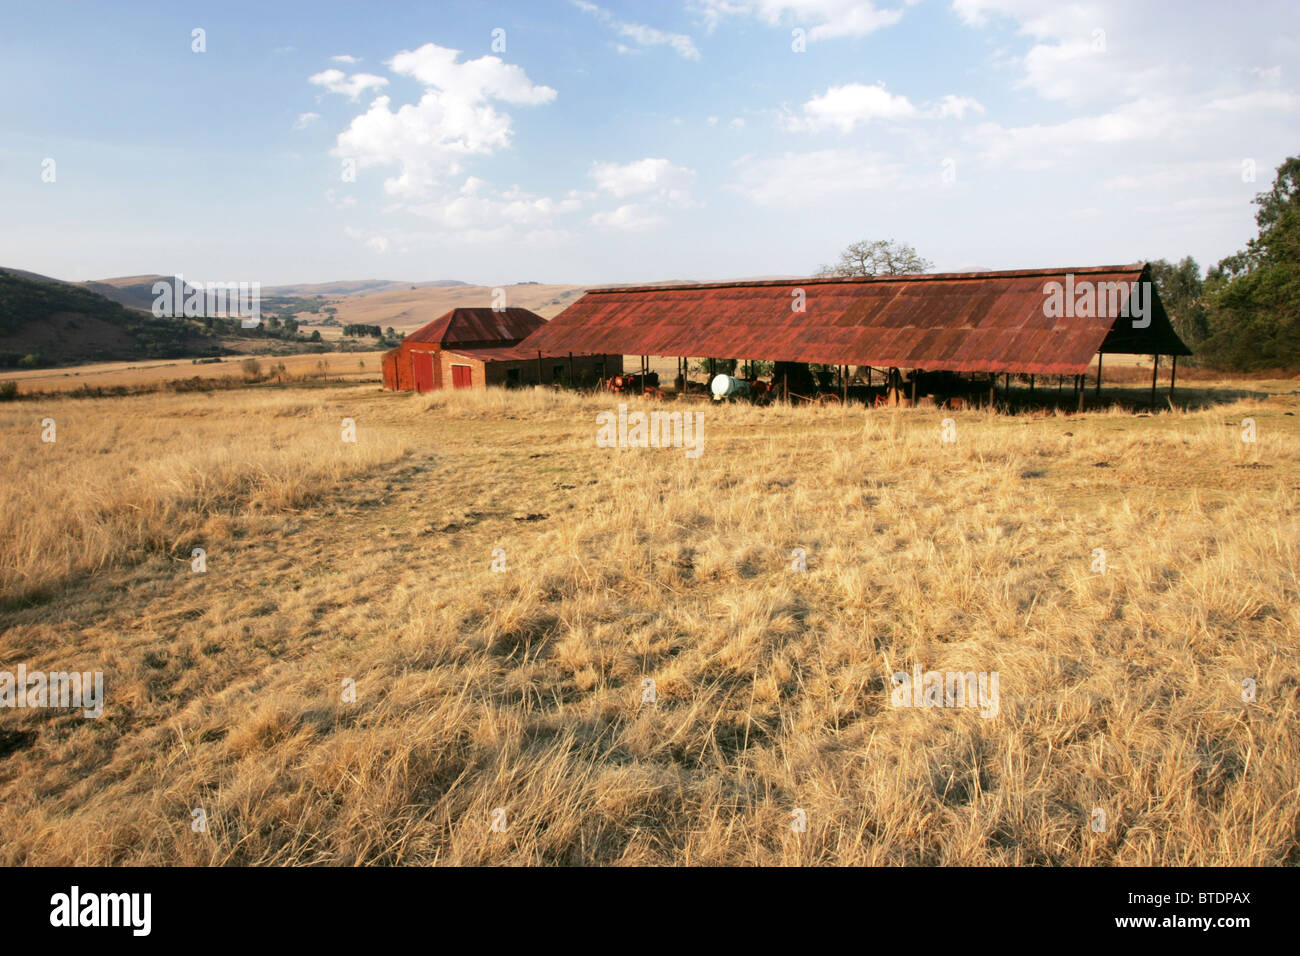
1 0 1297 285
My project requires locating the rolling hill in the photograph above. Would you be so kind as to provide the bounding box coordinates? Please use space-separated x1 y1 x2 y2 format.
262 278 470 297
320 282 586 333
80 274 199 312
0 269 220 366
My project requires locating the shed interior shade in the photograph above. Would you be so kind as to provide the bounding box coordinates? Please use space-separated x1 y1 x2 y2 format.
518 264 1192 376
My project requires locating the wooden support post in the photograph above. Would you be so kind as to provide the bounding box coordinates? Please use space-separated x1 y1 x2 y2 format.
783 372 788 403
1029 374 1035 394
1170 354 1177 397
568 351 574 387
1077 383 1085 412
1150 354 1159 407
911 374 918 406
842 365 847 404
988 375 995 409
537 351 543 385
1095 352 1103 399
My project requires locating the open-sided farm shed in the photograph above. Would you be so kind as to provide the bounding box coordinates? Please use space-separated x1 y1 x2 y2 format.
382 307 621 392
517 264 1192 405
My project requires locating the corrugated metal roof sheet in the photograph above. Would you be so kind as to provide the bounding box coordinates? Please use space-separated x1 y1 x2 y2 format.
518 264 1191 375
405 307 547 346
443 345 607 362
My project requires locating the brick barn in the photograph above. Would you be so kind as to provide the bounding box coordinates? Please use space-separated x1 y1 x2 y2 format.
381 307 621 392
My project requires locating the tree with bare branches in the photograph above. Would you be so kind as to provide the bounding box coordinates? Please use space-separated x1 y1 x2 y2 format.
815 239 933 277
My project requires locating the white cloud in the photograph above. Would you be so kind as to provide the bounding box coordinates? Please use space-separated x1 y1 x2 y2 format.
331 54 360 63
789 83 916 131
589 203 665 232
574 1 702 60
928 94 986 120
329 43 556 200
293 112 320 129
730 117 746 130
784 83 984 131
344 226 392 252
587 158 696 231
693 0 907 41
949 0 1300 212
951 1 1213 106
412 189 581 231
589 158 696 202
387 43 557 105
308 69 389 100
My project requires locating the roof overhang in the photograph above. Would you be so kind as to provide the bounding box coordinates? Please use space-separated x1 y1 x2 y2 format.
518 264 1191 375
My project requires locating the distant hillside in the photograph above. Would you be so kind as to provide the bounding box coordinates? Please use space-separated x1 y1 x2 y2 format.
325 283 586 333
0 270 220 366
0 267 69 285
263 278 471 297
81 274 198 312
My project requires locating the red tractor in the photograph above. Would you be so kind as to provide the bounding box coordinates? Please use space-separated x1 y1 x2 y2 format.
607 372 660 395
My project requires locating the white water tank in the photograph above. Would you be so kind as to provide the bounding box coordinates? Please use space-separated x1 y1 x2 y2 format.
710 374 749 400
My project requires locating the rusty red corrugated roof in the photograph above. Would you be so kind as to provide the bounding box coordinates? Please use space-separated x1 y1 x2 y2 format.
518 264 1191 375
405 307 547 346
443 345 607 362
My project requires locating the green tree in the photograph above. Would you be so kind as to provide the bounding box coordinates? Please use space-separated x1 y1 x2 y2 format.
1148 256 1210 349
816 239 932 277
1200 154 1300 370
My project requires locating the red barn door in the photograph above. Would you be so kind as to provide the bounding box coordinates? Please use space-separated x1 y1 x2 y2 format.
451 364 473 389
412 351 435 392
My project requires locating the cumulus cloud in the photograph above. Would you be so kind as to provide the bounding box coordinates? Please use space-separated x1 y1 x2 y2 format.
331 54 360 63
344 226 392 253
784 83 984 131
589 203 665 232
953 0 1300 189
574 1 702 60
308 69 389 100
411 183 582 233
329 43 556 201
952 0 1192 106
590 157 696 202
692 0 908 41
587 158 696 231
293 112 320 129
387 43 558 104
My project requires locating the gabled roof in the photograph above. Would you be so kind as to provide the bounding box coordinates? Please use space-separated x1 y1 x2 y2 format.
518 264 1191 375
405 307 547 348
443 345 606 362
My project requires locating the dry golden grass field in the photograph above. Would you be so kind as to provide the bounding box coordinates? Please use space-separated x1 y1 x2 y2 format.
0 378 1297 865
1 351 388 395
